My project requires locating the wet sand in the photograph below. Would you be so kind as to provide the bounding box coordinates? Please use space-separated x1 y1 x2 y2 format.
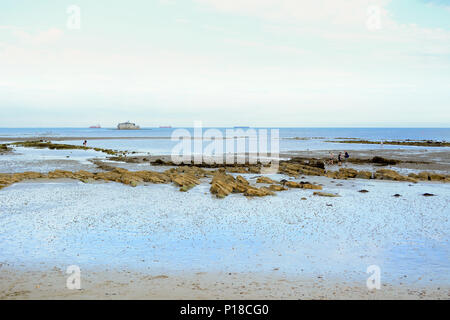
1 267 447 300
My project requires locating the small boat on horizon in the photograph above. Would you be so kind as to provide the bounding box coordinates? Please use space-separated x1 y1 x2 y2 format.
89 124 101 128
159 125 172 128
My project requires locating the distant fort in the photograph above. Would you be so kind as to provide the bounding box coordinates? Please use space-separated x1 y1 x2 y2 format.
117 121 140 130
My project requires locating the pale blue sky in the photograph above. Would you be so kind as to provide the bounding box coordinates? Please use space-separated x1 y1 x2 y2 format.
0 0 449 127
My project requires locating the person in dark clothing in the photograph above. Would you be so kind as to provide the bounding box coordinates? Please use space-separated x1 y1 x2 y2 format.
83 140 87 147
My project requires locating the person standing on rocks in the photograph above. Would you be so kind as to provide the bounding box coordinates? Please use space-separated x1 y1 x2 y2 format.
338 152 342 166
83 140 87 147
329 152 334 165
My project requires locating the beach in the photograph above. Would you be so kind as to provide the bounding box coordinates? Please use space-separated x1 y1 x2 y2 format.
0 128 449 299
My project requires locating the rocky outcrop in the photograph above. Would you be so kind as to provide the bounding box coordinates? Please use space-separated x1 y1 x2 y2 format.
374 169 418 183
11 140 118 155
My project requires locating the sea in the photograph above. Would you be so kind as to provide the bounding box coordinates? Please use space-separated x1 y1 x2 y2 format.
0 127 449 155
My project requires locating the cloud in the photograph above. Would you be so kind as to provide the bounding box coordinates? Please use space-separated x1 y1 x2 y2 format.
0 26 63 45
12 28 64 45
195 0 391 26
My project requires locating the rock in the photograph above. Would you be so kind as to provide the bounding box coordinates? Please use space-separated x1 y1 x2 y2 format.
210 180 233 198
236 175 249 185
301 183 322 190
313 192 340 197
268 184 287 191
408 173 419 179
112 167 129 174
248 166 261 174
423 193 435 197
210 172 236 198
393 194 401 197
130 180 138 187
256 176 277 184
227 167 248 174
244 186 274 197
375 169 417 183
371 156 398 165
74 170 94 179
429 173 445 181
356 171 372 179
338 168 358 178
284 181 302 188
417 172 430 181
179 184 196 192
135 171 170 184
301 197 307 200
171 173 200 187
120 174 143 186
308 160 325 170
278 162 325 177
358 189 369 193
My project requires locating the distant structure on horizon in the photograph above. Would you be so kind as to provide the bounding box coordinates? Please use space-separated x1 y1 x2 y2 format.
159 125 172 128
117 121 140 130
89 124 101 128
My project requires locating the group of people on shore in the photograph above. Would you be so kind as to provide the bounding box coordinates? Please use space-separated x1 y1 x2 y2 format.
328 151 349 166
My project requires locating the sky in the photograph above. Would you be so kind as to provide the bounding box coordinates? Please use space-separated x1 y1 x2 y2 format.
0 0 449 127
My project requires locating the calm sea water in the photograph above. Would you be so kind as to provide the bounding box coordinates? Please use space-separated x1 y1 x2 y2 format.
0 127 449 140
1 127 449 154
